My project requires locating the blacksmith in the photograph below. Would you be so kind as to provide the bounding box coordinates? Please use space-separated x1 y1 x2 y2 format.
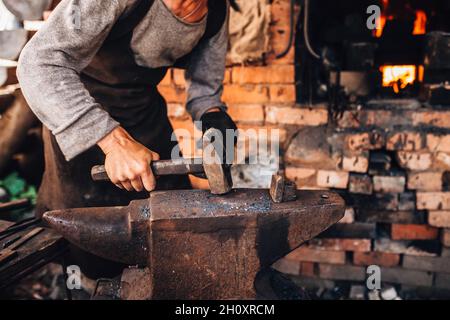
17 0 236 276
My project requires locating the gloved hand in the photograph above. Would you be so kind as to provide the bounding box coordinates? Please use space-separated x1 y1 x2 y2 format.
200 109 237 166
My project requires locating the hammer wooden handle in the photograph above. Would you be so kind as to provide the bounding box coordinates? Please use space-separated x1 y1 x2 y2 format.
91 159 204 181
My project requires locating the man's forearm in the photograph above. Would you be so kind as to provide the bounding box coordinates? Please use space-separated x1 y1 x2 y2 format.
98 126 135 155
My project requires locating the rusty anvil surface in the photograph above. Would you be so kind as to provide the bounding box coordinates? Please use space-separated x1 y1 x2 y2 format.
44 189 345 299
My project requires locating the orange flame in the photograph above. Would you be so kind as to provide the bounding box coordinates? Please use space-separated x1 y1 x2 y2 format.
380 65 421 93
413 10 427 35
374 1 427 38
375 0 389 38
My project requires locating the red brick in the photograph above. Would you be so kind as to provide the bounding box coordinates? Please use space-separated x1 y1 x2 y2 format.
237 124 288 144
300 262 315 277
270 0 300 28
265 105 328 126
223 68 232 84
375 238 438 256
158 85 186 103
232 65 294 84
317 170 349 189
167 103 187 119
267 24 295 65
171 117 202 135
442 229 450 247
286 246 346 264
379 267 433 286
339 207 355 224
318 264 366 281
189 175 209 190
272 257 300 275
308 238 371 252
353 251 400 267
345 132 384 152
391 224 439 240
285 167 318 190
428 211 450 228
407 172 442 191
416 192 450 210
373 176 406 193
427 134 450 153
348 174 373 195
172 68 186 87
337 109 396 129
160 70 173 86
397 151 433 171
342 154 369 173
386 132 423 151
402 255 450 273
172 67 231 86
365 110 396 127
227 104 265 124
222 84 269 104
268 85 296 103
412 111 450 129
436 152 450 170
397 152 450 171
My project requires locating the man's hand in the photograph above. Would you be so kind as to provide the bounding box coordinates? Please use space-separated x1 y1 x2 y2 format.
97 127 160 192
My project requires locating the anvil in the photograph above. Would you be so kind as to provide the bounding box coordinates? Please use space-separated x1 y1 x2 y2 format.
44 189 345 299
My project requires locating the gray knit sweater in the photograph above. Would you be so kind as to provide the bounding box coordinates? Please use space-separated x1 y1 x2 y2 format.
17 0 228 160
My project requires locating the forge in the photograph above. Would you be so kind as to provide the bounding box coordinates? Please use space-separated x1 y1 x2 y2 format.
43 189 345 300
296 0 449 104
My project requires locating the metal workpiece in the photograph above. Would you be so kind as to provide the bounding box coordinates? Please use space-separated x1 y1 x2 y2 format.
269 173 297 203
44 189 345 299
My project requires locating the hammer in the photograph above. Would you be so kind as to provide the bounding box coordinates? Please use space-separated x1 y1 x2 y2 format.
91 128 232 195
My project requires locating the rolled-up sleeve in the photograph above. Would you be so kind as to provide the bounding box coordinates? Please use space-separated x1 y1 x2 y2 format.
17 0 128 161
185 4 229 121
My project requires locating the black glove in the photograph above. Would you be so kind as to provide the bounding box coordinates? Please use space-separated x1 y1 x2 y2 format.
200 110 237 165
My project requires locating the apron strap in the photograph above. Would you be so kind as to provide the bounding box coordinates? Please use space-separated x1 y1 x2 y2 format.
203 0 228 40
106 0 155 43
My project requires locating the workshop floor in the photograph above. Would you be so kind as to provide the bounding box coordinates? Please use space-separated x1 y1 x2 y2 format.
1 263 440 300
0 263 90 300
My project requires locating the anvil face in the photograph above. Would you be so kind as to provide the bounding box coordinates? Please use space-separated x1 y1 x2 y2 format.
44 189 345 299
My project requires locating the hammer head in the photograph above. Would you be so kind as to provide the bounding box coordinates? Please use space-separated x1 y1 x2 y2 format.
202 128 233 195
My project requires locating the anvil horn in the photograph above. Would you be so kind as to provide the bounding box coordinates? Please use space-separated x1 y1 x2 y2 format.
43 204 150 265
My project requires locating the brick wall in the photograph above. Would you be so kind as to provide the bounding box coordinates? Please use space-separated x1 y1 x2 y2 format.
160 0 450 294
